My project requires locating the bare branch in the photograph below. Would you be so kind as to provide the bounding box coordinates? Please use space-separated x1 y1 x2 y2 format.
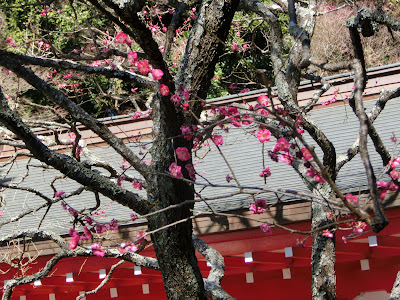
336 86 400 171
0 88 150 215
193 235 236 300
76 260 125 300
347 17 388 231
0 57 151 178
0 50 155 88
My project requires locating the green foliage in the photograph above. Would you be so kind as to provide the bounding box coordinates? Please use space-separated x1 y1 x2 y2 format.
1 0 111 54
208 10 291 98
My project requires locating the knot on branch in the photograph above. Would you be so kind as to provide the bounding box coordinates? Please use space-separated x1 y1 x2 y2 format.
369 214 389 233
346 8 379 37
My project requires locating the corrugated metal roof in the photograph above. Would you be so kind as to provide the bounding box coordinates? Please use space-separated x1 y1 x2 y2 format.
1 96 399 236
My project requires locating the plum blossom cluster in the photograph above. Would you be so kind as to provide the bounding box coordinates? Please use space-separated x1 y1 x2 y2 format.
259 167 271 178
260 224 272 235
208 95 276 128
322 229 334 238
352 221 367 233
264 134 325 183
321 90 339 106
267 137 293 166
346 193 358 204
169 87 195 112
115 174 143 190
63 202 120 253
113 31 164 81
119 241 138 254
376 156 400 200
249 199 268 214
168 146 196 180
229 24 249 53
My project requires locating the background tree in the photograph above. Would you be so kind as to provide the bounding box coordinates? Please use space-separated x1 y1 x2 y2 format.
0 0 399 299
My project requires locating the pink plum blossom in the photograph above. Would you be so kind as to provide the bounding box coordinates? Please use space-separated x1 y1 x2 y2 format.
69 234 80 250
176 147 190 161
181 125 193 140
314 175 325 183
67 207 78 217
322 229 333 238
69 228 80 250
127 51 138 64
257 94 269 106
159 84 169 96
280 153 293 166
54 191 65 198
232 43 238 51
212 135 224 146
257 129 271 143
136 60 151 75
115 32 128 44
389 183 399 191
182 88 190 101
274 137 290 152
377 181 389 188
171 94 181 104
301 148 313 161
389 157 400 169
260 224 271 235
132 180 143 190
259 167 271 177
242 114 253 125
80 226 92 241
169 162 183 178
346 193 358 204
380 189 387 200
117 175 126 186
226 174 232 183
353 221 367 233
152 69 164 80
390 170 399 180
321 96 337 106
119 242 138 254
230 118 242 127
249 199 267 214
131 111 141 120
91 244 105 257
95 224 108 234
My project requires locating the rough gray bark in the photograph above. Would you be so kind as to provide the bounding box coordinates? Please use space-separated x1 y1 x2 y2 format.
143 1 239 298
311 186 336 300
390 271 400 300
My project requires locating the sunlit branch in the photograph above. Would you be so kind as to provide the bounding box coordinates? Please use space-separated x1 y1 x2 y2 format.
76 260 125 300
0 50 155 89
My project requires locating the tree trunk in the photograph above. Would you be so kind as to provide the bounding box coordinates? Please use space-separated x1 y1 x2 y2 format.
146 1 239 297
311 184 336 300
148 183 205 299
148 86 206 299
